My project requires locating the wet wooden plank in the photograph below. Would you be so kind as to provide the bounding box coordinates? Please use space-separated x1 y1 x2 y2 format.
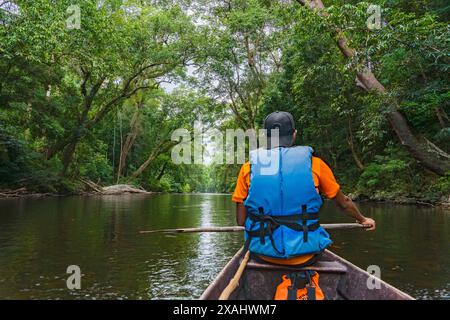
246 260 347 273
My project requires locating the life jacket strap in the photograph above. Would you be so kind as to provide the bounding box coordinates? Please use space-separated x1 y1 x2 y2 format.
287 286 298 300
246 212 320 236
247 212 320 224
302 204 308 242
287 271 317 300
246 207 320 255
307 286 316 300
245 221 320 237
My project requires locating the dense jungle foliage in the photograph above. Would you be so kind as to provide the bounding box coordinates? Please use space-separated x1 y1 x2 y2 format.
0 0 449 203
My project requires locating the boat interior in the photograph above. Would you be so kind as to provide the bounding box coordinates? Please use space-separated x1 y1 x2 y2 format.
200 249 414 300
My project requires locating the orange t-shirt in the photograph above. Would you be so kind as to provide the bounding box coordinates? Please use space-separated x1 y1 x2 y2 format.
232 156 340 265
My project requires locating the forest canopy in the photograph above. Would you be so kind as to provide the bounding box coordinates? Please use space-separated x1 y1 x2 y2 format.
0 0 449 203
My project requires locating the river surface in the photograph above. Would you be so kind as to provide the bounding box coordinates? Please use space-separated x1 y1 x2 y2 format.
0 194 448 300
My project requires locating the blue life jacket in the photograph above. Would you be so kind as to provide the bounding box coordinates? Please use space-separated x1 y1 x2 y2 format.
243 146 332 259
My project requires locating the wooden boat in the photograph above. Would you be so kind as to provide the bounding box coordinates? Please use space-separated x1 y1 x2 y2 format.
200 248 414 300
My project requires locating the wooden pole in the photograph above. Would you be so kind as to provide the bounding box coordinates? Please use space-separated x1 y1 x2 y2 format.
140 226 245 234
218 249 250 300
139 223 366 234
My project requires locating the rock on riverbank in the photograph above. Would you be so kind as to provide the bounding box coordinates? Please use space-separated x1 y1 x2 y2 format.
0 184 152 198
101 184 152 195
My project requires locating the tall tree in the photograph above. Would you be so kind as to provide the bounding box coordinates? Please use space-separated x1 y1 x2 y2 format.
197 0 285 129
294 0 450 175
2 0 197 174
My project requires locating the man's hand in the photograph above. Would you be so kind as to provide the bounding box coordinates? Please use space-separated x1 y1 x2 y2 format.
358 217 376 231
333 191 376 231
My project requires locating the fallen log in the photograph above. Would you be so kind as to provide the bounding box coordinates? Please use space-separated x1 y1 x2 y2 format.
0 187 28 198
101 184 152 195
79 178 103 193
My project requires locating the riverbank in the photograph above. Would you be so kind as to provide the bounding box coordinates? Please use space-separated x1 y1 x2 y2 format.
1 186 449 208
348 192 450 208
0 184 153 199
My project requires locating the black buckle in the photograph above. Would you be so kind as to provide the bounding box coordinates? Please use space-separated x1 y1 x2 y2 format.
259 221 265 245
258 207 265 244
287 287 297 300
289 273 308 289
302 205 308 242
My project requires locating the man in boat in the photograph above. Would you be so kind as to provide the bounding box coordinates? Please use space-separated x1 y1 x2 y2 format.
232 111 376 266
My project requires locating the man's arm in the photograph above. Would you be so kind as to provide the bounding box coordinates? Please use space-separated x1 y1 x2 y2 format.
237 193 375 230
333 191 376 231
236 203 247 226
232 162 250 226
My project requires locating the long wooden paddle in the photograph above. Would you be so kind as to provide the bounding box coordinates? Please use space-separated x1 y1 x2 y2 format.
139 223 366 234
218 248 250 300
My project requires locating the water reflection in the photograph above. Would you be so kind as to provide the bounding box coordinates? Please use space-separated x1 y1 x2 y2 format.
0 195 448 300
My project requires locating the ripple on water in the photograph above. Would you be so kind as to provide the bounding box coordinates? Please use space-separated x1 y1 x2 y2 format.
0 196 448 300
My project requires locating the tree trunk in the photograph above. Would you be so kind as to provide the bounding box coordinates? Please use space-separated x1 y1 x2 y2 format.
44 70 159 169
132 147 161 178
435 106 450 129
295 0 450 175
117 102 143 182
46 135 72 160
347 118 364 170
61 139 79 174
156 161 168 181
132 141 176 178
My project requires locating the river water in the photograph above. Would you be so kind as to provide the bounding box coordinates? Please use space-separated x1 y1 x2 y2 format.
0 194 448 300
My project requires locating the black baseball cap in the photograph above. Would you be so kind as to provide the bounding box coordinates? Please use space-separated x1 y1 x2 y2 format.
263 111 296 147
